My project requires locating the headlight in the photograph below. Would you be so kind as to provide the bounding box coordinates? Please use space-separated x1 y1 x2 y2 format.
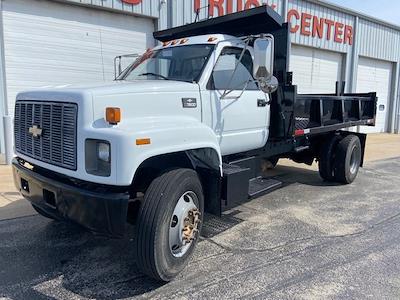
85 139 111 177
97 142 110 162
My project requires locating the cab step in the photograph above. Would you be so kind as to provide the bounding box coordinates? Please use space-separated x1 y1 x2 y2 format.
221 163 283 212
248 177 282 198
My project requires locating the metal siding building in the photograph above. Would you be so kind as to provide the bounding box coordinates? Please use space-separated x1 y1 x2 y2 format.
0 0 399 157
170 0 400 134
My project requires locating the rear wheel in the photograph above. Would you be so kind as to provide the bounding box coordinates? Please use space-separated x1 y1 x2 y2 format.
135 168 204 282
318 135 340 181
261 157 279 173
268 157 279 169
333 135 362 184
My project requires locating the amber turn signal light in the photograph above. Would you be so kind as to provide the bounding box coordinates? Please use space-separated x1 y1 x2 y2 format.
106 107 121 125
136 138 151 146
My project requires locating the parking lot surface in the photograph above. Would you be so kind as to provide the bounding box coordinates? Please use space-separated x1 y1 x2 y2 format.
1 156 400 299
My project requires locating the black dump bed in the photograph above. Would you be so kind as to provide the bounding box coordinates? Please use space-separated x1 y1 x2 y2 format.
154 6 377 139
294 91 377 136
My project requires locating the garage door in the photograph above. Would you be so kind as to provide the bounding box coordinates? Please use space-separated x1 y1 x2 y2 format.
357 57 392 133
290 45 343 94
2 0 155 115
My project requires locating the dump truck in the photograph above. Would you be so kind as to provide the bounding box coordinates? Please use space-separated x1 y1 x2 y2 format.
12 6 377 281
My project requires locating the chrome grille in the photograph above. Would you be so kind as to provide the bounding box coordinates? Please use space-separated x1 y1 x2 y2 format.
14 101 78 170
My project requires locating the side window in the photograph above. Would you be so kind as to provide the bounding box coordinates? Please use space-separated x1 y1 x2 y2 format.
209 47 259 91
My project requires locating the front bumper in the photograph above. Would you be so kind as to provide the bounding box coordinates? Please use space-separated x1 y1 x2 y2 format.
12 158 130 238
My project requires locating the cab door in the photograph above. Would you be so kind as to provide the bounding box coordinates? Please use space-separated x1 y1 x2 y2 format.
208 47 270 155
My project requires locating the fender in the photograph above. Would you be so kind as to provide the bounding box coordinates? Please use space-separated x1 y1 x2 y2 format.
114 116 222 186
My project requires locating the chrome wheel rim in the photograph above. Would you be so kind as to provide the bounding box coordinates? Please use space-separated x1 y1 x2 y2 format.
169 191 201 258
349 145 360 174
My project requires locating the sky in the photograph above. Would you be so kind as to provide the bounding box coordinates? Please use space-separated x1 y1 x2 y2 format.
326 0 400 26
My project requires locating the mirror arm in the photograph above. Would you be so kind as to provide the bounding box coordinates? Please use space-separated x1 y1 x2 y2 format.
114 53 139 80
114 56 121 80
220 79 251 100
221 38 251 98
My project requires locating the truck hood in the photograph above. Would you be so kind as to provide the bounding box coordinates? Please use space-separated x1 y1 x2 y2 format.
16 80 198 101
15 80 202 128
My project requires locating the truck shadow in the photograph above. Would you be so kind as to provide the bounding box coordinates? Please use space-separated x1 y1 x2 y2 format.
0 163 341 299
267 164 342 187
0 211 164 299
1 204 247 299
45 223 165 299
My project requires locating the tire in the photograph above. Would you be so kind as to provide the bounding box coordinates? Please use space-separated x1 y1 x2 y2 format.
333 135 362 184
261 157 279 173
31 204 61 221
269 157 279 169
318 135 340 181
135 168 204 282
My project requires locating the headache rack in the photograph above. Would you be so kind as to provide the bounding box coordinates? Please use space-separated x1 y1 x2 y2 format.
154 5 290 85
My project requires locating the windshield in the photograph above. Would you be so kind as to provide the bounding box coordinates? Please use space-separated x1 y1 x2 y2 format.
118 44 214 83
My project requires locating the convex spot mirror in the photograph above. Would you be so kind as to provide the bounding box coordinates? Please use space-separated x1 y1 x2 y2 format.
253 36 278 93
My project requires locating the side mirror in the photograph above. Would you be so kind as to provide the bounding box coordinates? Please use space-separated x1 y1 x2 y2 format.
253 36 278 93
114 56 123 79
114 53 139 80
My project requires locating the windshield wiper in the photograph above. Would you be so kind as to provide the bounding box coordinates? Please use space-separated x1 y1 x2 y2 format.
138 72 169 80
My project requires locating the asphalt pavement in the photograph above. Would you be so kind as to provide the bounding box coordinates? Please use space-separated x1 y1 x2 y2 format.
1 157 400 299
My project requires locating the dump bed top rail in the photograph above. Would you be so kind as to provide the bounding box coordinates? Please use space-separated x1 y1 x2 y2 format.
294 92 377 136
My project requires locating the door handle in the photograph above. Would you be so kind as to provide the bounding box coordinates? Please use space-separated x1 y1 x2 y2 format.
257 99 270 107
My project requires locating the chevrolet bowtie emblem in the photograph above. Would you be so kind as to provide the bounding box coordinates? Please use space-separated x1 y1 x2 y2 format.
29 125 43 138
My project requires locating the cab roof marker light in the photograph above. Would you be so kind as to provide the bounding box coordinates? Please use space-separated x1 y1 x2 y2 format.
180 38 189 44
208 36 218 42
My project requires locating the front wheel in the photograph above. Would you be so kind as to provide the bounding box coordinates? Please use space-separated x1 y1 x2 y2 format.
135 168 204 282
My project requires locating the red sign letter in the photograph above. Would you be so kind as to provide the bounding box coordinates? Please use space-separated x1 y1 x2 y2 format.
209 0 225 16
121 0 142 4
325 19 334 41
312 16 324 39
244 0 260 9
194 0 201 13
301 13 312 36
226 0 234 14
344 25 353 45
287 9 300 33
334 22 344 43
237 0 244 11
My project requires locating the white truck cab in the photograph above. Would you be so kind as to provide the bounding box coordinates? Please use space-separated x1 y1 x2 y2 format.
12 6 376 282
15 33 271 186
